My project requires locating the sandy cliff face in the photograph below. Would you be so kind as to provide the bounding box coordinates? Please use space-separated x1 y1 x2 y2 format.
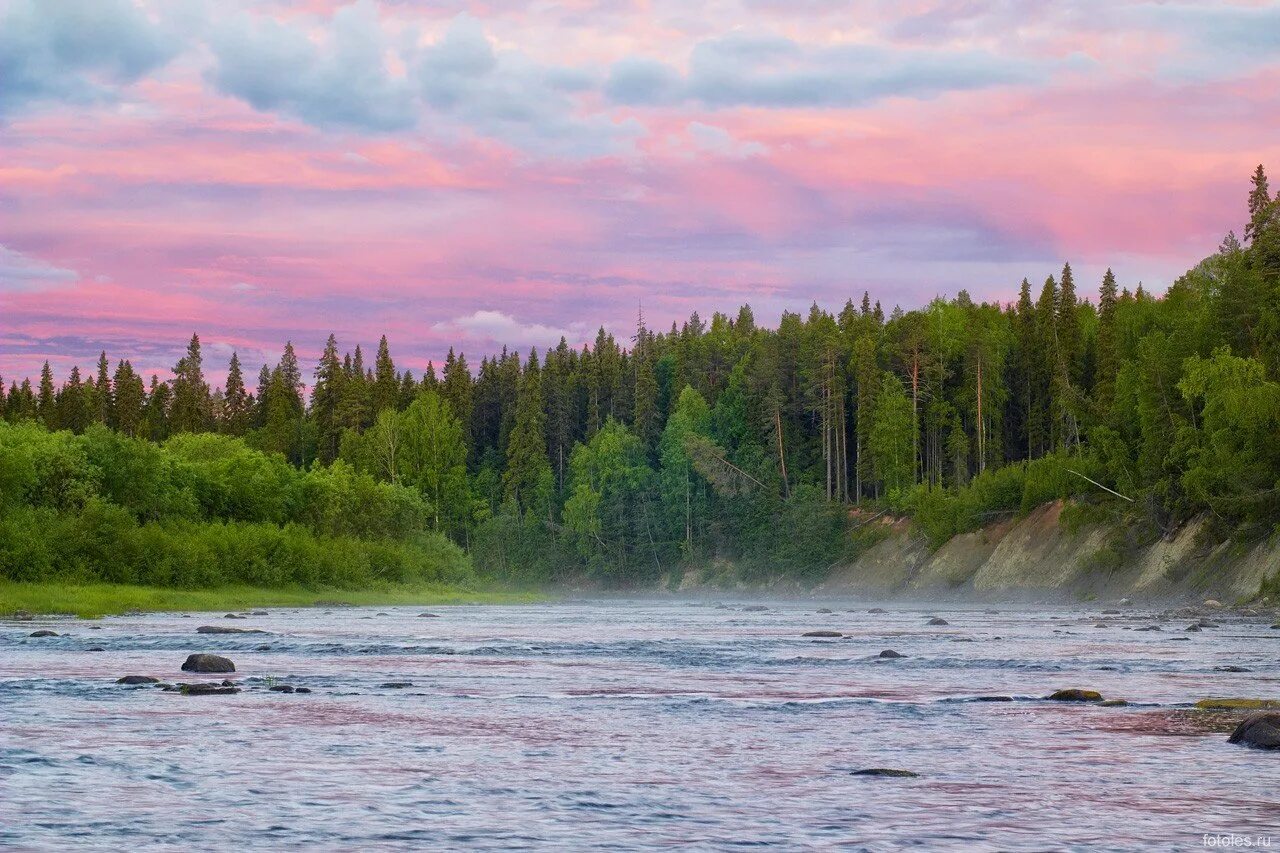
818 501 1280 602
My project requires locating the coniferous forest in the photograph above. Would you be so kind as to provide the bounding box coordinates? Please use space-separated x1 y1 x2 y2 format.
3 166 1280 590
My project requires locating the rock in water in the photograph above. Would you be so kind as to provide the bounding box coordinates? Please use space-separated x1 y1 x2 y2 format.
1099 699 1129 707
180 683 240 696
417 612 441 618
381 681 413 688
29 630 58 637
269 684 295 693
181 654 235 673
878 649 906 659
927 617 949 626
116 675 159 685
867 608 886 614
803 630 842 638
224 613 246 619
1215 666 1252 673
742 605 769 612
1228 713 1280 749
816 608 833 614
852 768 919 778
196 625 264 635
1047 689 1103 702
1203 599 1224 609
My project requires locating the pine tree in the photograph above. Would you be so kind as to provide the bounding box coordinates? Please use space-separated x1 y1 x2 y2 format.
440 348 473 446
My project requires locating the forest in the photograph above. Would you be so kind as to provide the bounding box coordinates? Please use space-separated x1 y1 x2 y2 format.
2 165 1279 590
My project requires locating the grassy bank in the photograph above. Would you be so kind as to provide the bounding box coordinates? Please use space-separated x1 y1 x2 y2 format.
0 581 544 619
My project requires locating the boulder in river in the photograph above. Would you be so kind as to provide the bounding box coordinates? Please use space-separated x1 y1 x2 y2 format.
117 675 159 685
295 687 312 694
417 612 441 618
29 630 58 637
867 608 886 614
803 630 842 638
973 695 1013 702
852 768 919 778
1215 665 1252 673
224 613 246 619
742 605 769 612
1099 699 1129 707
381 681 413 688
878 649 906 659
1047 689 1103 702
816 608 833 614
196 625 265 635
1227 713 1280 750
181 653 235 673
927 617 949 626
269 684 295 693
1203 599 1223 609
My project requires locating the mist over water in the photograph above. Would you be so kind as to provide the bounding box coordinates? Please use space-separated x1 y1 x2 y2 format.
3 601 1278 850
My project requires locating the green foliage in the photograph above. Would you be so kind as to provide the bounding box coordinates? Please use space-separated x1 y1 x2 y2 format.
0 421 471 590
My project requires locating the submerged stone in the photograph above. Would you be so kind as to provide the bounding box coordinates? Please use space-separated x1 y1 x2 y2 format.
196 625 265 635
927 617 949 626
1099 699 1129 707
116 675 159 685
1215 666 1252 673
417 612 441 618
29 630 58 637
181 653 235 673
381 681 413 688
852 768 919 778
269 684 295 693
802 630 842 638
1228 712 1280 750
1195 698 1280 711
878 649 905 659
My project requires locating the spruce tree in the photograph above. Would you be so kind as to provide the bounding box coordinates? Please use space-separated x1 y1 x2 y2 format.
371 335 398 415
1094 269 1119 411
37 361 55 428
170 333 211 433
111 360 145 435
94 351 112 424
222 352 250 436
311 334 344 463
503 349 553 517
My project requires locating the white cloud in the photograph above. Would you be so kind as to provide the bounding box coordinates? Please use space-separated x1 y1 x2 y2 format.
433 310 585 349
0 245 79 293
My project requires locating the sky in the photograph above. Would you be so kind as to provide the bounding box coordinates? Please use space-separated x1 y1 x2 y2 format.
2 0 1279 384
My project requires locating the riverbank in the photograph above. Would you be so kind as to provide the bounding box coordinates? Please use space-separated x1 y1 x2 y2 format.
0 581 544 619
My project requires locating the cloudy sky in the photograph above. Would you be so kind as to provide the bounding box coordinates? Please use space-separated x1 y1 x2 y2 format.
2 0 1278 383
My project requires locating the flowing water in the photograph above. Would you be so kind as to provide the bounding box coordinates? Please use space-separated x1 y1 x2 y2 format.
2 600 1279 850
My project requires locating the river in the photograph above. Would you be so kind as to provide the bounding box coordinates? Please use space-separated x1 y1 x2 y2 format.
2 600 1278 850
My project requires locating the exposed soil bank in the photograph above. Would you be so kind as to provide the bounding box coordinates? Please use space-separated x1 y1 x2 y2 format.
814 501 1279 603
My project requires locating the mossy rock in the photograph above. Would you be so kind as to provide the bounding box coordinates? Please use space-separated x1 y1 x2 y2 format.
1195 698 1280 711
1047 689 1103 702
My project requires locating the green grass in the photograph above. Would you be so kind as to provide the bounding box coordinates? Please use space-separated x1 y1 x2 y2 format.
0 580 545 619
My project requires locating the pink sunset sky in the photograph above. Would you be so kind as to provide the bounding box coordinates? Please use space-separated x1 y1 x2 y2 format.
2 0 1279 384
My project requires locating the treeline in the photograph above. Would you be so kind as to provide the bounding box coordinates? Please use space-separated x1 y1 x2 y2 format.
4 165 1279 586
